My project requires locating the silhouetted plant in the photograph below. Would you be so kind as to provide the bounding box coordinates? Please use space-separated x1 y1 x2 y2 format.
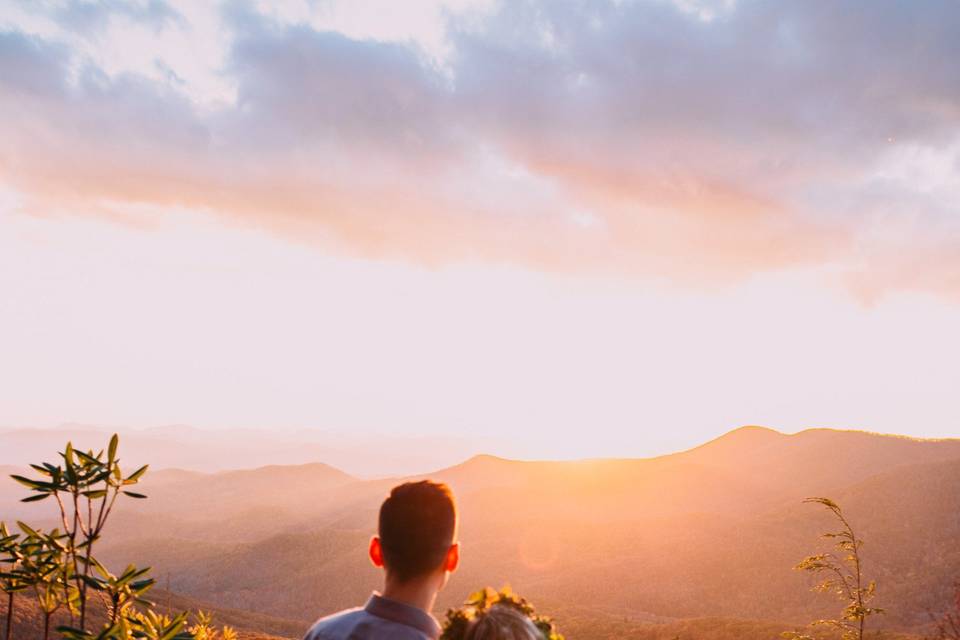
16 524 73 640
82 560 154 627
58 609 194 640
0 522 27 640
927 582 960 640
440 586 563 640
11 435 147 630
3 434 233 640
783 497 883 640
187 611 237 640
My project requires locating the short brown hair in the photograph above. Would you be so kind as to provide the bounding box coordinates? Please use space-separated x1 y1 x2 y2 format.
378 480 457 582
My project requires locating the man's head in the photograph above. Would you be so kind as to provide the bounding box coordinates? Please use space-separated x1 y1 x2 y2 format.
369 480 459 586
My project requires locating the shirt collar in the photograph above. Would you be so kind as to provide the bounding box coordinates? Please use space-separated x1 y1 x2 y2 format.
364 593 442 640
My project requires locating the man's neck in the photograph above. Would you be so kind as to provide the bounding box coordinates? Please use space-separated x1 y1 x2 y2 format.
381 575 440 614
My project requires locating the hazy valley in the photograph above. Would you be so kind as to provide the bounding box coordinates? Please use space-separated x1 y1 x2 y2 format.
3 426 959 639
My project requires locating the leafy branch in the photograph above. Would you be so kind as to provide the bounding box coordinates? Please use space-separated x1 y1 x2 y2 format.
783 497 883 640
11 435 147 630
1 434 236 639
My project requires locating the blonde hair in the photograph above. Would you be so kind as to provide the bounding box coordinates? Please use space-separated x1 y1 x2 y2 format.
464 605 544 640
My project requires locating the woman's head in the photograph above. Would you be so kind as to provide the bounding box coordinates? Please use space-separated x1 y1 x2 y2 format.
464 605 544 640
440 587 562 640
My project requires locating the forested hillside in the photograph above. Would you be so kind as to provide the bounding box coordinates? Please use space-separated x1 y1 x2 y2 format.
4 427 959 639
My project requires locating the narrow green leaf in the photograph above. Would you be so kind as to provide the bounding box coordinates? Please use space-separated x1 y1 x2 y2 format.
74 450 99 465
9 475 44 490
125 465 149 483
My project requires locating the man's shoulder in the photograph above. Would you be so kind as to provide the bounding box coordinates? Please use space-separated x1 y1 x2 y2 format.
303 606 434 640
303 607 365 639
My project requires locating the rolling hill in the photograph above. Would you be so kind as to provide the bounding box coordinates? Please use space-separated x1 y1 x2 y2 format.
3 426 959 639
0 426 476 477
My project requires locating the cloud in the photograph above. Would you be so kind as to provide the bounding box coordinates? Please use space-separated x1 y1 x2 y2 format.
1 0 959 293
49 0 184 35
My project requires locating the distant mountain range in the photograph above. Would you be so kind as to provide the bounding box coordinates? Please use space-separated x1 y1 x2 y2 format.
2 426 959 640
0 424 477 477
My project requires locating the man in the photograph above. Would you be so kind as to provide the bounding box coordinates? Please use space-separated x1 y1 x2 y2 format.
304 480 460 640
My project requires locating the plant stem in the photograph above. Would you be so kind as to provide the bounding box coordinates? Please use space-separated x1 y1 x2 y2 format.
843 519 865 640
74 488 88 631
4 592 13 640
53 490 80 628
79 529 94 629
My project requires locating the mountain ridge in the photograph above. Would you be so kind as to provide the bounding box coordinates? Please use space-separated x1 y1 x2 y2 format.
5 426 959 639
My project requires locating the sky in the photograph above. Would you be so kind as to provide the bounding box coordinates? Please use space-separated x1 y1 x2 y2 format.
1 0 959 460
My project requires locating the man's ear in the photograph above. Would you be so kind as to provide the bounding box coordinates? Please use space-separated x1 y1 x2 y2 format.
369 536 385 569
444 542 460 573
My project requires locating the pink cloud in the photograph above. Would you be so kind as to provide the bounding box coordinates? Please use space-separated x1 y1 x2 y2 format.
2 0 959 294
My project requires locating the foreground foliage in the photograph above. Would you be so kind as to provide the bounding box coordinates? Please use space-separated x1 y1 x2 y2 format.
0 436 235 640
440 586 564 640
784 497 884 640
927 582 960 640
